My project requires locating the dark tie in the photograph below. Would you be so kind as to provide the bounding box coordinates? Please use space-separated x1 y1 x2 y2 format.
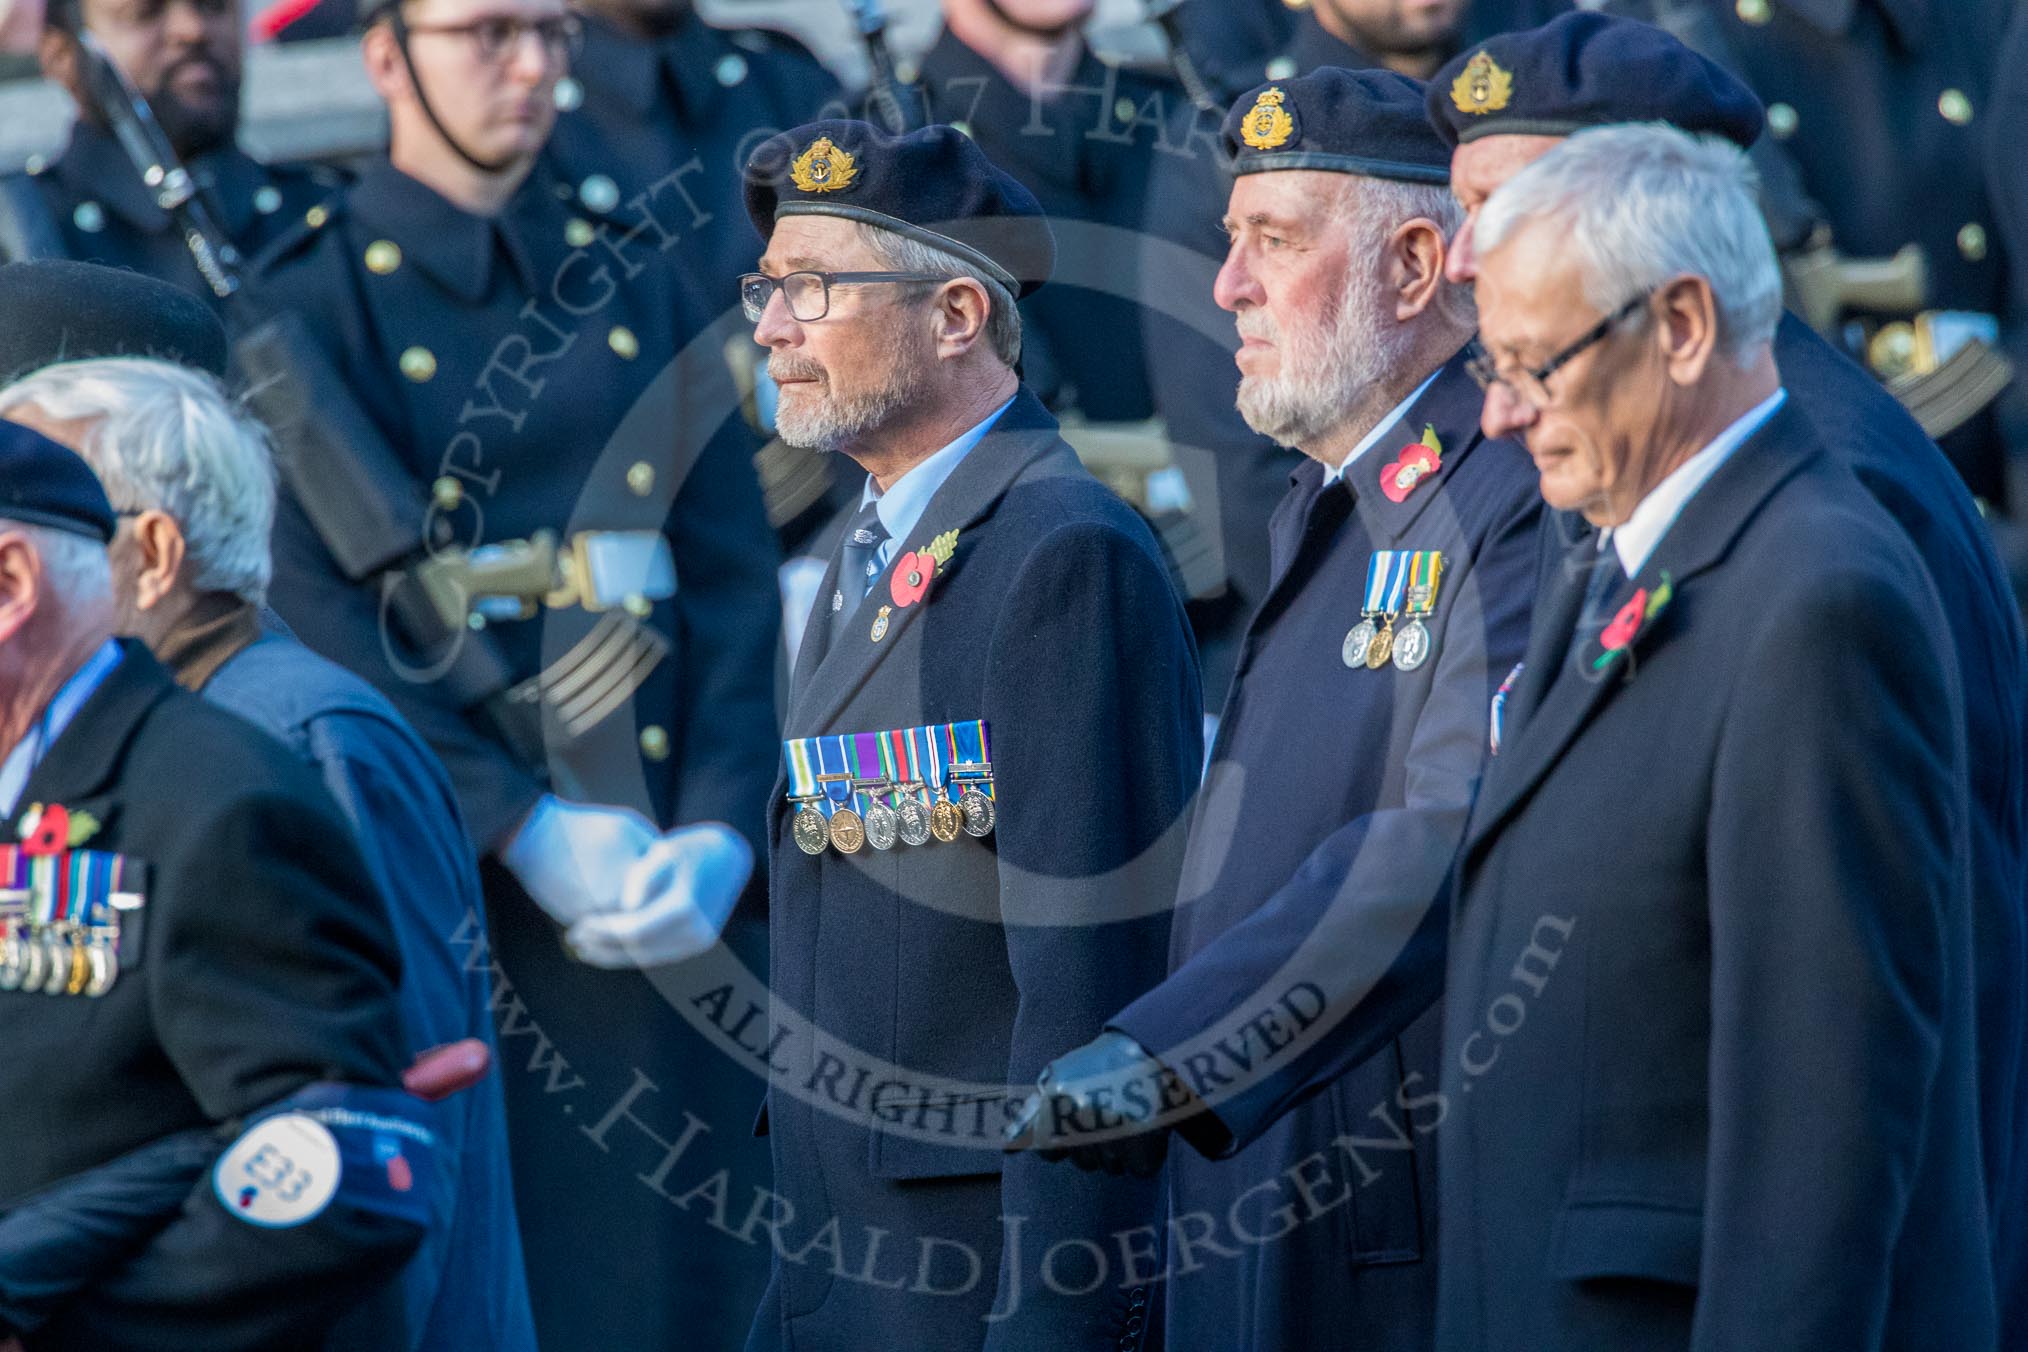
829 501 890 645
1565 538 1628 668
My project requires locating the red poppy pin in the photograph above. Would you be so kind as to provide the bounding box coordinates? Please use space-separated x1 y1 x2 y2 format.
17 802 100 856
1592 575 1674 674
1380 426 1444 504
889 529 960 609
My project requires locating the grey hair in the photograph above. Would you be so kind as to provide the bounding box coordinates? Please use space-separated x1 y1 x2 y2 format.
0 358 276 605
855 223 1024 368
16 523 113 610
1473 122 1781 362
1343 175 1476 331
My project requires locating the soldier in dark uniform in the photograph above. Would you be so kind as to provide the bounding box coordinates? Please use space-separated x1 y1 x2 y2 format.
742 118 1200 1350
0 425 437 1350
0 0 338 303
542 0 842 321
235 0 783 1347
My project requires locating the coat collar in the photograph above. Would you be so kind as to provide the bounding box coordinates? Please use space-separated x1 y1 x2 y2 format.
54 124 263 239
348 159 561 303
1285 14 1369 74
1466 398 1822 850
11 639 175 821
579 8 727 124
785 387 1072 734
1349 343 1496 548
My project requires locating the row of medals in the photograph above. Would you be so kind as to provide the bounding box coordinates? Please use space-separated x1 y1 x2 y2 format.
1344 611 1433 672
0 921 118 997
793 780 996 856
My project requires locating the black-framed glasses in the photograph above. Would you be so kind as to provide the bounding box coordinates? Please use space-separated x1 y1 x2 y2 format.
739 271 945 324
1467 291 1653 407
398 11 581 65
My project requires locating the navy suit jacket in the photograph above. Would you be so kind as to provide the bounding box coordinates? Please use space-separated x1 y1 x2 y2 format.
1107 349 1540 1351
752 390 1201 1352
1441 400 1993 1350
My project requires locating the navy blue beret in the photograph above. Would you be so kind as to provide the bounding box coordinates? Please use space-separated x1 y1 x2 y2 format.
1224 67 1451 185
1427 12 1765 150
0 418 116 545
743 119 1055 298
0 259 229 384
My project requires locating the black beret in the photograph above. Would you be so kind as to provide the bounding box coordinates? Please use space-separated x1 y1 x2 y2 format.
743 120 1055 299
1224 67 1451 185
0 260 229 384
0 418 116 545
1427 12 1765 150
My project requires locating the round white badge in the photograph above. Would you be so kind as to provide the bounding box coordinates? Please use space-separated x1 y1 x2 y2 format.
212 1113 342 1228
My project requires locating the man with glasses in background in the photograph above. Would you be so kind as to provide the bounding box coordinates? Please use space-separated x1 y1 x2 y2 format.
0 0 339 305
237 0 782 1346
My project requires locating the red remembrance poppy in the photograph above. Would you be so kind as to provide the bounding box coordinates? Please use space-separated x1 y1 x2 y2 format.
20 804 69 857
889 550 937 607
1381 444 1441 504
1600 588 1649 652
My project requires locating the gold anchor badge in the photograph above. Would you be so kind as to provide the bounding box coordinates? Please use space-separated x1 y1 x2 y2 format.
791 137 860 194
1240 88 1296 150
1451 52 1514 116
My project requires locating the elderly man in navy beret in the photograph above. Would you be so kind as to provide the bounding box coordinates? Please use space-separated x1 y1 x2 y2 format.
1428 13 2028 1325
1005 67 1541 1352
741 120 1202 1351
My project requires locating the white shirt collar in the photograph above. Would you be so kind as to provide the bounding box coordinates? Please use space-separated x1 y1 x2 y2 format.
1607 388 1787 578
859 397 1016 561
0 639 124 819
1320 368 1443 487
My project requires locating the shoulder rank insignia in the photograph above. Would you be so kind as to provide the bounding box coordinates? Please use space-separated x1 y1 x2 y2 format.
17 803 99 856
1241 87 1297 150
1381 426 1444 504
1451 51 1514 116
890 528 960 609
791 137 860 194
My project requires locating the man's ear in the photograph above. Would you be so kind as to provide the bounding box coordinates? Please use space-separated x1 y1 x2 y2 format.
360 20 409 102
0 533 43 650
126 510 186 614
931 277 993 361
1388 217 1449 323
1655 273 1719 387
38 25 79 100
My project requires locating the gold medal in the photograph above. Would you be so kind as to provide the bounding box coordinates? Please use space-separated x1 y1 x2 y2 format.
828 807 866 854
65 934 89 996
1365 619 1396 670
929 793 964 843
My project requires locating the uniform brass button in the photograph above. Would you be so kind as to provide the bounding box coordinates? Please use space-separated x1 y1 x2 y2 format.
253 185 283 215
1939 89 1973 125
1115 96 1137 124
608 326 640 360
1959 222 1989 262
1735 0 1771 23
640 725 670 761
554 76 584 112
716 53 749 86
466 612 488 631
623 593 655 619
626 461 655 496
400 346 438 382
365 239 403 275
580 174 620 214
23 154 45 176
565 218 595 248
72 201 105 234
1868 322 1917 381
432 476 464 511
1767 102 1798 139
305 204 330 229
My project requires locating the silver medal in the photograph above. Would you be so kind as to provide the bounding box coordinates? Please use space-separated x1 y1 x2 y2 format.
1392 618 1433 671
0 930 21 991
792 804 829 856
959 786 995 838
85 940 116 997
896 795 933 847
1343 620 1378 668
41 934 69 994
864 801 900 851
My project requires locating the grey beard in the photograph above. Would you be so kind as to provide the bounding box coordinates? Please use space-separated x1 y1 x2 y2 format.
773 357 929 453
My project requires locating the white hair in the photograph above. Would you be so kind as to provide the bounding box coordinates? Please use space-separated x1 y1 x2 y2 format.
0 358 276 604
17 523 113 610
855 223 1024 367
1474 122 1781 362
1356 176 1475 330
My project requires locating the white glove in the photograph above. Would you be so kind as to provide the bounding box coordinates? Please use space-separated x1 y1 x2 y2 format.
566 823 754 969
500 795 656 927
